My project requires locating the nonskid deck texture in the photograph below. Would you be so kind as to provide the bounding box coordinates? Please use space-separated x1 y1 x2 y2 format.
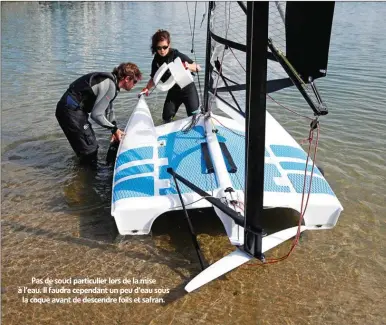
113 123 335 203
111 98 342 236
217 125 333 195
113 125 217 202
157 125 217 196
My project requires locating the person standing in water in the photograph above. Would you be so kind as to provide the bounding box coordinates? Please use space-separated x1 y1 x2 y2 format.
56 62 142 165
141 29 202 122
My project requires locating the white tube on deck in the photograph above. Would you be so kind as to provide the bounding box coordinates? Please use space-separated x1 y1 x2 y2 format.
204 116 244 245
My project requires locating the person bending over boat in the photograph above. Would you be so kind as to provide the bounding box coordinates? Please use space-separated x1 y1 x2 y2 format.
141 29 202 123
56 63 142 165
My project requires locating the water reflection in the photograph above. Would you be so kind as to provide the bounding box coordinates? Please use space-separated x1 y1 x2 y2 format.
61 157 118 242
2 2 386 324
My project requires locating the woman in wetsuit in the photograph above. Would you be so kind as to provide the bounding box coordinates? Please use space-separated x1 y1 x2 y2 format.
55 62 142 165
142 29 202 122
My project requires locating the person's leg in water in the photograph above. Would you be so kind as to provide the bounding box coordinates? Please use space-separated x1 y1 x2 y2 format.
106 140 119 165
75 123 99 168
79 150 98 168
56 99 99 168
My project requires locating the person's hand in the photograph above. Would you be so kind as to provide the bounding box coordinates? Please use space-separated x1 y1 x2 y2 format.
111 129 125 143
138 87 149 98
183 61 190 70
184 62 201 72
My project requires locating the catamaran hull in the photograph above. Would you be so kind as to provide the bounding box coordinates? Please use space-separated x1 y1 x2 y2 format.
111 98 343 245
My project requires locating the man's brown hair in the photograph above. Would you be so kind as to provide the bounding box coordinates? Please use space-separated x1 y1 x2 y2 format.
112 62 142 81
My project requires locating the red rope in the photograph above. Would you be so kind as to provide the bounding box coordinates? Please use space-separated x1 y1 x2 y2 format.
212 94 322 267
244 123 320 267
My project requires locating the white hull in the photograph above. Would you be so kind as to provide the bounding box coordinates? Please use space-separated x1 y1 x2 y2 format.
110 97 343 291
112 97 342 237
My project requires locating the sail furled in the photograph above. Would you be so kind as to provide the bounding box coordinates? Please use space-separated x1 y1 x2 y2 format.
206 1 335 117
285 2 335 82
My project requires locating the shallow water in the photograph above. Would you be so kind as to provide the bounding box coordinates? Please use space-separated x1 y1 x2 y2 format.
1 2 386 325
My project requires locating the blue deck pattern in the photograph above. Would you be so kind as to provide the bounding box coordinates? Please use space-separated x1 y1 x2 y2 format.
215 127 245 191
113 176 154 202
270 145 307 160
115 146 153 169
279 162 322 176
114 164 154 183
113 123 336 203
215 126 334 195
113 147 154 202
287 175 334 195
158 126 218 195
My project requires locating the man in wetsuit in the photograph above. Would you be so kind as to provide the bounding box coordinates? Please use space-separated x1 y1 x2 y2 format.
56 62 142 165
142 29 201 122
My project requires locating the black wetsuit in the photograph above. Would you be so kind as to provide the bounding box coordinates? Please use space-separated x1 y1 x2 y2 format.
55 72 119 164
150 49 200 122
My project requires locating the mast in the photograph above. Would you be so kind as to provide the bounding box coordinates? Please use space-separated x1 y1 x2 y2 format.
244 1 269 259
203 2 214 113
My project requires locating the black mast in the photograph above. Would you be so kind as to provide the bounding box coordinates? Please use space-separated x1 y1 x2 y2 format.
203 2 214 112
243 2 269 259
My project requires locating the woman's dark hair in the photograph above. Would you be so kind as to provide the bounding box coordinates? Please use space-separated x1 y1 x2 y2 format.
112 62 142 82
151 29 171 54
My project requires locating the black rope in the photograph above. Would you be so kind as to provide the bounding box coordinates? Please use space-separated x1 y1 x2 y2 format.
169 195 215 210
181 114 201 134
186 2 204 112
211 116 245 138
186 2 193 37
200 3 207 28
171 173 207 270
191 2 197 53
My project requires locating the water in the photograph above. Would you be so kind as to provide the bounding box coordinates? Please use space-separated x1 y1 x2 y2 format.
1 2 385 324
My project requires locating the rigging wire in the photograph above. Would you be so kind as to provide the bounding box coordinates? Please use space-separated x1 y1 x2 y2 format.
145 3 206 106
243 123 321 267
200 3 208 28
186 2 323 267
186 2 193 37
206 5 322 265
212 2 232 102
181 113 202 134
186 2 204 112
191 2 197 53
211 116 245 138
210 3 246 114
221 14 319 122
267 94 314 121
228 47 246 72
169 195 217 210
226 40 315 122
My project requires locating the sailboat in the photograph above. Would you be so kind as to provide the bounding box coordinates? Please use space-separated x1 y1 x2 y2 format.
110 2 343 292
